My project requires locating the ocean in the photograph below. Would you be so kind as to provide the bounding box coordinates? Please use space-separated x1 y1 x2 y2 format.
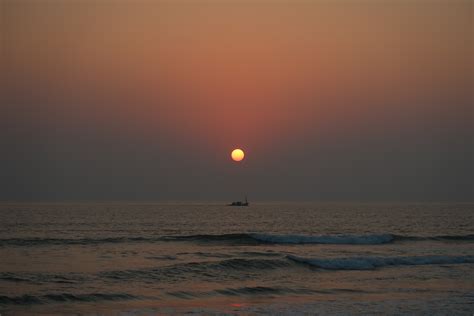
0 202 473 315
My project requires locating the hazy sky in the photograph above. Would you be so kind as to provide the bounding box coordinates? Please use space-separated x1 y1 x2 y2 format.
1 0 473 201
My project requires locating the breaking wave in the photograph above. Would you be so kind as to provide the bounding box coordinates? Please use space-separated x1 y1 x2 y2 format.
1 233 472 247
163 233 396 244
163 233 474 245
287 254 474 270
249 233 395 244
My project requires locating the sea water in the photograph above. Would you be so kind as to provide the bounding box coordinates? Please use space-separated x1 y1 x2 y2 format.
0 202 473 315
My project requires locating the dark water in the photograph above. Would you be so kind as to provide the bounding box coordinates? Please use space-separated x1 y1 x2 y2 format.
0 202 473 315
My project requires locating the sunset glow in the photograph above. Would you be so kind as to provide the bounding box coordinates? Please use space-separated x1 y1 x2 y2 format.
2 0 471 200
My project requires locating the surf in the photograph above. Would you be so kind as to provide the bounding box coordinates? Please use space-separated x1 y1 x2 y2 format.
287 254 474 270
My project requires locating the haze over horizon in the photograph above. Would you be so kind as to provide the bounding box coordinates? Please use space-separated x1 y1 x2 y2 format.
1 0 473 202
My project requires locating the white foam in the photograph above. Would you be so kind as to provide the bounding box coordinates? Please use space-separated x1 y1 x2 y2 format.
287 254 474 270
249 233 394 245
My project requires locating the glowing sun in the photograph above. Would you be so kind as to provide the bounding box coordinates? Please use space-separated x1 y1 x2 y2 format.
231 149 245 162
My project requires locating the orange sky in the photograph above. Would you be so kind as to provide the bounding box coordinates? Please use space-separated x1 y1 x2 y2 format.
1 0 472 200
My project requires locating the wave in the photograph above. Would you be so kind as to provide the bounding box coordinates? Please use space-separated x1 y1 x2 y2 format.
161 233 259 244
395 234 474 242
1 233 472 247
287 254 474 270
251 233 474 244
101 258 291 283
166 286 315 299
0 237 159 247
0 293 140 305
214 286 315 296
250 233 395 244
163 233 395 245
1 258 291 287
214 258 290 270
0 272 88 284
163 233 474 245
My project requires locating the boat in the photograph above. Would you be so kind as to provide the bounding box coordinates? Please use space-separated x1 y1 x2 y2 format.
228 196 249 206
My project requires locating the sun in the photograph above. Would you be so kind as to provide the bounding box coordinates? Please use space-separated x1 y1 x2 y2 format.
231 149 245 162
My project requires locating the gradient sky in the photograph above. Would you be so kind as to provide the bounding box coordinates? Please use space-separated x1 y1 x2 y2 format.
1 0 473 201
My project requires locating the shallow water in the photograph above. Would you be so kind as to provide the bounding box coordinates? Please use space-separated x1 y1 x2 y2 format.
0 202 473 315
